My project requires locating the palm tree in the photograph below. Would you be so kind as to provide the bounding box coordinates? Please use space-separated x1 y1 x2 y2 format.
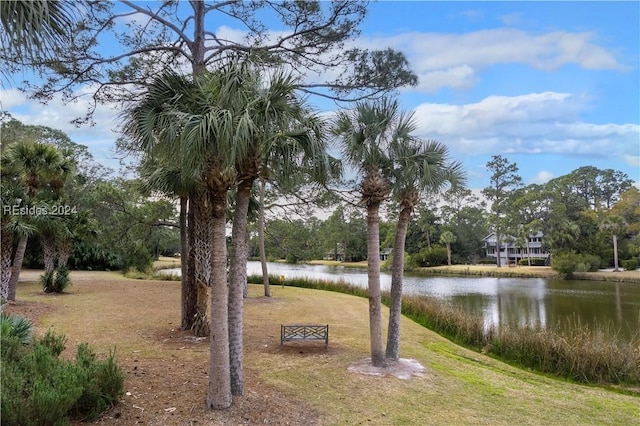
333 98 406 367
440 230 457 267
1 141 68 301
385 138 465 360
600 215 628 272
123 63 271 409
1 0 79 80
122 71 215 335
227 65 331 396
140 161 198 331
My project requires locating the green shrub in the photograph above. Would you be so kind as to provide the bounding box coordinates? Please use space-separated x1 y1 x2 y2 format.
411 246 448 267
518 258 547 266
71 344 125 421
285 253 300 264
0 313 33 344
41 267 71 293
551 252 577 277
381 252 415 271
39 329 67 356
1 329 125 424
581 254 601 272
621 259 638 271
54 266 71 291
40 271 55 292
552 252 601 277
1 343 83 425
121 242 153 274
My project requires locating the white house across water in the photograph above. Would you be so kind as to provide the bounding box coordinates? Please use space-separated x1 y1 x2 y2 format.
482 231 550 265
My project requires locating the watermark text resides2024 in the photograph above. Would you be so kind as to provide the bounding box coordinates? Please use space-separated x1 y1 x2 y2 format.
2 204 78 216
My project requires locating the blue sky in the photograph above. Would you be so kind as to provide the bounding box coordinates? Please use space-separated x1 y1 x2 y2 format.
2 1 639 190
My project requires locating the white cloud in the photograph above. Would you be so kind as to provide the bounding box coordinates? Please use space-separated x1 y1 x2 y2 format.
1 86 123 166
205 24 626 94
0 88 26 109
357 28 626 93
531 171 555 184
413 91 640 162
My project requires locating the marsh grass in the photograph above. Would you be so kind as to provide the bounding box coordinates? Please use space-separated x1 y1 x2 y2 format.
249 274 640 386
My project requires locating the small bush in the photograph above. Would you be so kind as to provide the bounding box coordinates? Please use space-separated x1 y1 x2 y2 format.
0 313 33 344
381 252 415 271
121 242 153 274
41 267 71 293
411 246 448 267
551 252 577 277
621 259 638 271
71 343 125 421
1 328 125 424
518 258 547 266
551 252 601 277
40 329 68 356
1 338 83 425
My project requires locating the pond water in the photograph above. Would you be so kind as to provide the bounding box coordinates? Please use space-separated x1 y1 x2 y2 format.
163 261 640 342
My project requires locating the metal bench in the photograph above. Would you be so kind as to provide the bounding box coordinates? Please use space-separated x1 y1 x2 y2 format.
280 324 329 349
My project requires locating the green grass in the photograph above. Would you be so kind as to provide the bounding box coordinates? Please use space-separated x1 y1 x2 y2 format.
11 271 640 425
245 285 640 425
249 274 640 387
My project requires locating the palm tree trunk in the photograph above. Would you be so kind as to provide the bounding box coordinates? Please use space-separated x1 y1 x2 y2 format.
58 239 72 268
1 223 13 301
385 206 411 360
7 236 27 301
42 235 56 274
191 190 212 337
207 190 232 410
525 238 531 266
366 201 385 367
613 234 620 272
495 231 502 268
446 243 452 266
229 179 253 396
181 196 197 330
258 178 270 297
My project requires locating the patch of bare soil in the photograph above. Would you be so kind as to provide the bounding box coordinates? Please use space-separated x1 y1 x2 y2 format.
3 300 56 323
347 358 427 380
89 358 319 425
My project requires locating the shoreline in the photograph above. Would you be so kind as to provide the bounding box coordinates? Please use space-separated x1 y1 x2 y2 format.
307 260 640 283
151 257 640 283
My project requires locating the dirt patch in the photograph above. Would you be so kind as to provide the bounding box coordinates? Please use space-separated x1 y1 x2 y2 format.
90 359 319 426
348 358 427 380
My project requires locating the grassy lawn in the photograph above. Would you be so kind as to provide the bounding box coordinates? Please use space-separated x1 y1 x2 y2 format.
8 270 639 425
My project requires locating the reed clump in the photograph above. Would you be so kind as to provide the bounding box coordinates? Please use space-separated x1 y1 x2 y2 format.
248 274 640 387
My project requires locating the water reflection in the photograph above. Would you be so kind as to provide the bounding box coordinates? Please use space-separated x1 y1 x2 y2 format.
163 261 640 342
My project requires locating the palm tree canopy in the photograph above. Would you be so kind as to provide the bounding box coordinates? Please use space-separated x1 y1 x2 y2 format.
439 230 457 244
1 0 79 77
123 60 335 192
121 67 240 188
1 141 70 199
333 97 418 205
215 64 335 189
333 98 413 175
390 138 466 207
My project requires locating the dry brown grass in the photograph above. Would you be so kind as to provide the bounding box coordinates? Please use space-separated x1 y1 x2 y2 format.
5 269 640 425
